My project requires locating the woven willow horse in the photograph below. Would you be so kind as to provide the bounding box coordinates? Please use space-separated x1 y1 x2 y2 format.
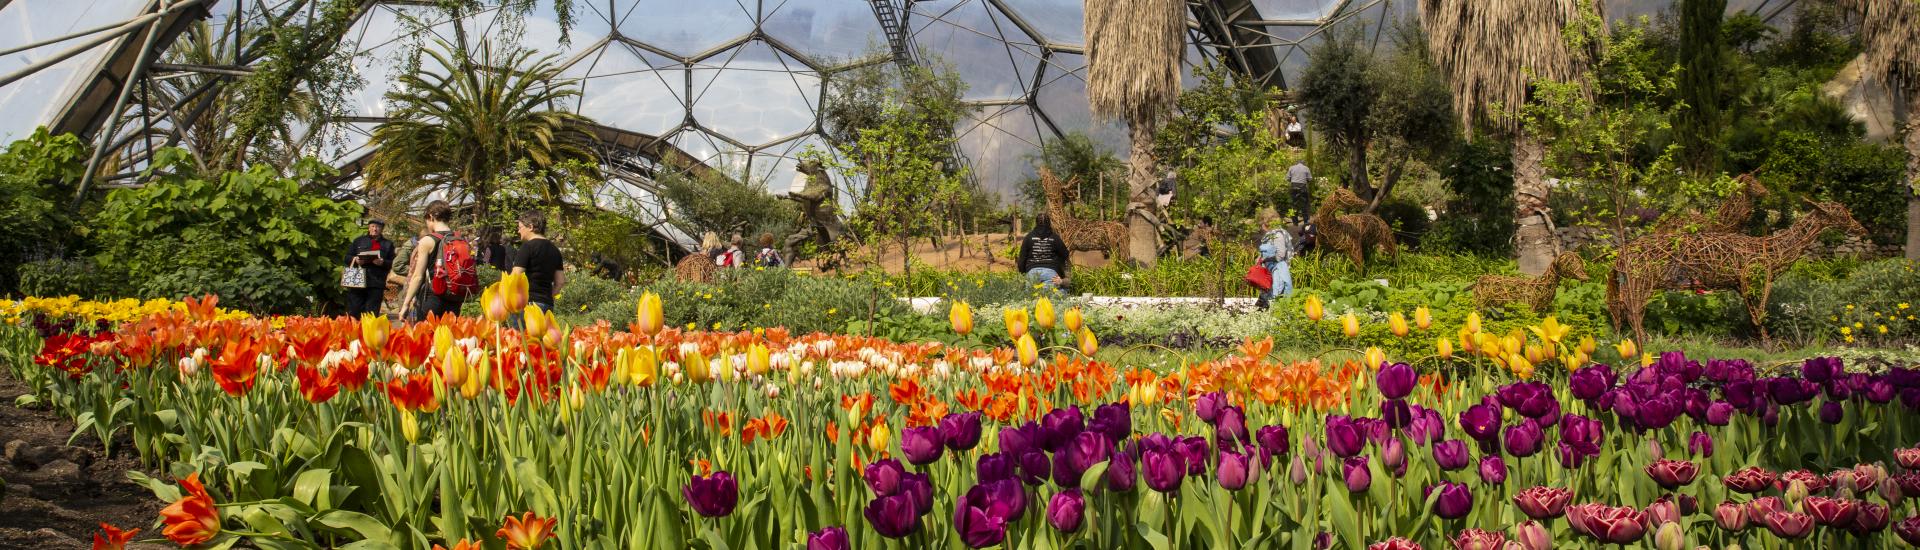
1607 200 1867 342
1312 188 1397 274
1038 167 1130 261
1472 251 1589 313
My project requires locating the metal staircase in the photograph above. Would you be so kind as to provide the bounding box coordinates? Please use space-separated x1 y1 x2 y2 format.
868 0 916 67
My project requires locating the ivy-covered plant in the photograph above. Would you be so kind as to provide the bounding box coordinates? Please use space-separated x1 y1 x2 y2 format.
0 128 90 292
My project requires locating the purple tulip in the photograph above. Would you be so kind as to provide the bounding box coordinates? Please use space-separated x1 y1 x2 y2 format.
1376 362 1417 399
1819 401 1844 424
683 471 739 517
1017 451 1050 486
1106 450 1137 492
865 459 906 496
999 422 1040 457
1215 406 1250 446
1090 402 1131 442
1040 407 1085 452
1433 440 1470 471
1380 399 1413 429
1196 391 1227 424
1479 455 1508 484
952 505 1007 548
1326 415 1365 457
1177 436 1211 476
1255 425 1289 468
1290 454 1310 484
1802 356 1840 384
1703 401 1734 425
1570 364 1616 401
900 472 934 515
1503 420 1544 458
952 483 1018 547
1343 456 1372 492
1498 382 1558 418
1428 481 1474 519
1689 431 1713 458
1868 379 1896 403
1054 431 1112 487
977 453 1016 484
1383 438 1406 474
1458 405 1500 442
902 426 945 465
940 412 983 451
1047 489 1087 532
1219 449 1255 490
1142 449 1185 493
807 526 849 550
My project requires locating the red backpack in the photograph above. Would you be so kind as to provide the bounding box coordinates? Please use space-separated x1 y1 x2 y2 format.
429 231 479 299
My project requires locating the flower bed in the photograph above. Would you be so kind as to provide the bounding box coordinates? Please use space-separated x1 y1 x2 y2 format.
4 289 1918 549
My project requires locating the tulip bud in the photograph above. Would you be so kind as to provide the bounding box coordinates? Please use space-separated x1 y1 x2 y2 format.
1304 295 1324 321
1654 522 1685 550
1436 337 1454 359
1034 297 1056 330
1785 480 1809 503
1465 312 1482 334
1714 501 1749 532
1291 454 1309 484
949 301 974 335
1341 313 1360 338
400 410 420 443
1512 520 1550 550
1064 307 1084 333
1005 308 1030 340
1414 306 1432 330
1077 329 1099 357
1016 333 1038 367
1388 312 1409 337
867 423 891 455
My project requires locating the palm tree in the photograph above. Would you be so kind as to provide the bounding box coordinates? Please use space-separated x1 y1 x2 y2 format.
1420 0 1599 275
365 39 599 222
1085 0 1185 266
1829 0 1918 260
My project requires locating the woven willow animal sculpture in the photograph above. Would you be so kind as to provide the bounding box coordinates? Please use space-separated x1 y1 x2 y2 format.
1311 188 1397 273
1652 173 1769 235
1607 200 1868 342
1038 167 1130 261
673 253 717 283
1472 252 1589 313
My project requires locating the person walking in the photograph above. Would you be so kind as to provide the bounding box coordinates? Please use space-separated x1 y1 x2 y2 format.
511 210 566 317
1287 160 1313 222
724 234 747 269
754 232 785 267
1255 215 1296 309
342 219 395 317
1017 212 1071 292
397 201 476 322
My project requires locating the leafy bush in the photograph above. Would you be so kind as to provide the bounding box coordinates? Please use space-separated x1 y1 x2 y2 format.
555 272 624 315
1768 259 1920 347
1426 138 1515 255
142 260 312 313
16 258 118 299
0 128 90 293
568 269 915 336
1373 198 1432 248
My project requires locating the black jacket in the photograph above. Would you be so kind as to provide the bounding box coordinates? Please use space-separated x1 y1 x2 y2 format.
1017 231 1069 279
346 235 397 276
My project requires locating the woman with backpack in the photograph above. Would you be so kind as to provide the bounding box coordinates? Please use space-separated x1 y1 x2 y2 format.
398 201 479 322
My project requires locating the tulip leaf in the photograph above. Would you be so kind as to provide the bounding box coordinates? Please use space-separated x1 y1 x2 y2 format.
314 510 396 544
513 457 561 516
1133 521 1171 550
1323 485 1360 550
1079 460 1111 493
292 468 331 509
336 541 402 550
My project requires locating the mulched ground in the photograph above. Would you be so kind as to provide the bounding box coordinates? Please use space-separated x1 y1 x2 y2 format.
0 370 168 550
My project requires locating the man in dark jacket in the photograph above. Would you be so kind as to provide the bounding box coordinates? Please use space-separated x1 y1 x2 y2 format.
344 219 396 317
1017 213 1071 292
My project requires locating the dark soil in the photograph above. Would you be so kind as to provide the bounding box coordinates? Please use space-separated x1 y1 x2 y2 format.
0 371 168 550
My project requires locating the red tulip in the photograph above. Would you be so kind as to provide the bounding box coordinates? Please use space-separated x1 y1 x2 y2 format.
1852 501 1891 534
1804 496 1858 527
1572 504 1647 544
1896 447 1920 470
295 365 339 403
159 473 220 546
1512 486 1572 519
91 523 138 550
1450 529 1505 550
1644 458 1698 489
1894 516 1920 545
1723 466 1775 493
1367 537 1421 550
1776 469 1829 493
1712 501 1748 532
1746 496 1784 528
1762 510 1814 539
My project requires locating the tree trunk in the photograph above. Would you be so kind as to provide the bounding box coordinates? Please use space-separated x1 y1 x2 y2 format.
1349 140 1375 200
1513 130 1559 276
1905 90 1919 261
1126 120 1160 267
1366 153 1408 213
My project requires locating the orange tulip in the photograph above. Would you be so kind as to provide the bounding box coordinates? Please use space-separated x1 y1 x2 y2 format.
92 522 138 550
209 339 260 396
434 540 484 550
497 511 557 550
295 365 339 403
159 473 219 546
1388 312 1409 337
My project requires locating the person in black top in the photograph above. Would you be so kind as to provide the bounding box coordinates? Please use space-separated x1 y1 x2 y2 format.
343 219 396 317
1017 213 1070 292
511 210 566 314
479 227 511 272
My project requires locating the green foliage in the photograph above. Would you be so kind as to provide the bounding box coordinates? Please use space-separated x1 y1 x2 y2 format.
1297 21 1457 202
1155 63 1296 237
1016 133 1126 218
554 271 625 316
657 167 797 239
834 101 971 273
0 128 89 292
89 149 362 313
16 258 116 299
1769 259 1920 347
1372 198 1432 248
1426 138 1516 255
226 0 364 167
570 269 916 336
1754 131 1908 245
1299 27 1378 189
1676 0 1729 173
821 55 971 147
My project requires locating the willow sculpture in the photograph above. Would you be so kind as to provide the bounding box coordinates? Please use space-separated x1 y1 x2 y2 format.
1085 0 1184 266
673 254 718 284
1038 168 1129 261
1651 173 1768 235
1472 251 1588 313
1311 188 1398 274
1607 200 1868 342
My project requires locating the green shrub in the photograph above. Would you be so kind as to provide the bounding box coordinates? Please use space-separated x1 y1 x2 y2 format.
142 260 312 314
1768 259 1920 347
16 258 119 299
567 268 915 336
555 272 624 315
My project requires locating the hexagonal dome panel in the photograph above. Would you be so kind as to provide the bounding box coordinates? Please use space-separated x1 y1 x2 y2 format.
614 0 756 58
997 0 1085 46
1254 0 1347 23
910 0 1044 101
760 0 888 67
565 42 687 137
956 104 1045 192
688 40 820 148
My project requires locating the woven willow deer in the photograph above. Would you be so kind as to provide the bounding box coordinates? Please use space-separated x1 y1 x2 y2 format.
1652 173 1769 235
1607 200 1867 342
1038 167 1130 261
1312 188 1397 274
1473 251 1589 313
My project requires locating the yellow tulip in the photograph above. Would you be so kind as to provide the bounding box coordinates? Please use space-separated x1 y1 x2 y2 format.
1577 335 1597 355
1016 333 1039 367
483 285 508 323
526 304 549 340
1436 337 1453 359
461 354 488 398
433 325 454 363
685 350 710 383
1128 382 1161 406
1641 352 1655 367
1364 347 1387 369
1388 312 1409 337
747 343 770 375
360 313 389 352
1005 308 1030 340
1341 312 1360 338
635 292 664 336
1414 306 1432 330
1508 353 1535 379
1034 297 1056 330
629 347 657 387
443 343 468 387
867 423 891 454
1063 307 1084 334
1077 329 1099 356
949 301 974 335
503 272 529 313
1458 327 1476 352
1304 295 1325 321
1615 338 1638 360
1465 312 1482 334
400 410 420 443
1525 344 1548 365
1529 316 1571 345
1502 333 1523 357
